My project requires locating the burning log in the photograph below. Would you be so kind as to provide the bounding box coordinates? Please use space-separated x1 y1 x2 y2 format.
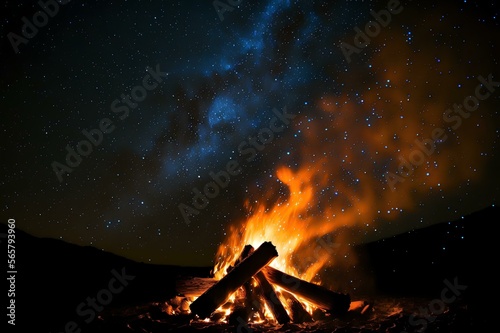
243 278 266 321
263 266 351 316
240 245 290 324
280 290 313 323
254 271 291 324
190 242 278 319
232 245 266 321
239 246 267 320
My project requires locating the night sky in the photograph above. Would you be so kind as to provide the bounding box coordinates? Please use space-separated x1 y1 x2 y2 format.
1 0 499 266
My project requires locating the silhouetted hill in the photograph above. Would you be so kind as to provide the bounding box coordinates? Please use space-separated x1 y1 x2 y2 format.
0 225 210 331
356 205 497 331
356 205 497 297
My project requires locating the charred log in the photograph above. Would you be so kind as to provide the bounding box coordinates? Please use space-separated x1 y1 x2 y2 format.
254 271 291 324
236 245 266 321
281 290 313 323
239 245 289 324
263 266 350 315
190 242 278 319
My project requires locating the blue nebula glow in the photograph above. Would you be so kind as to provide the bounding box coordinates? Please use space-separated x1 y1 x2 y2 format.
151 0 372 187
208 96 238 127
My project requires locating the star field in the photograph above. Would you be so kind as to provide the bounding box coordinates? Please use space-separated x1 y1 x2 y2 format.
1 0 499 266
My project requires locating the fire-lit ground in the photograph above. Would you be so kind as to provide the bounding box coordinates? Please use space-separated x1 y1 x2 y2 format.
85 296 469 333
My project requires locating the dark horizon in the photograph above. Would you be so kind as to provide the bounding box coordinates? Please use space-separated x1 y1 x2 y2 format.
1 203 494 268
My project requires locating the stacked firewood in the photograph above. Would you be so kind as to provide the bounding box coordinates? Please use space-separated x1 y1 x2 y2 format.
188 242 351 324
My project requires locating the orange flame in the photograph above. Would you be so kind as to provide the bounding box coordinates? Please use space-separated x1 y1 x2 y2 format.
213 6 496 300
